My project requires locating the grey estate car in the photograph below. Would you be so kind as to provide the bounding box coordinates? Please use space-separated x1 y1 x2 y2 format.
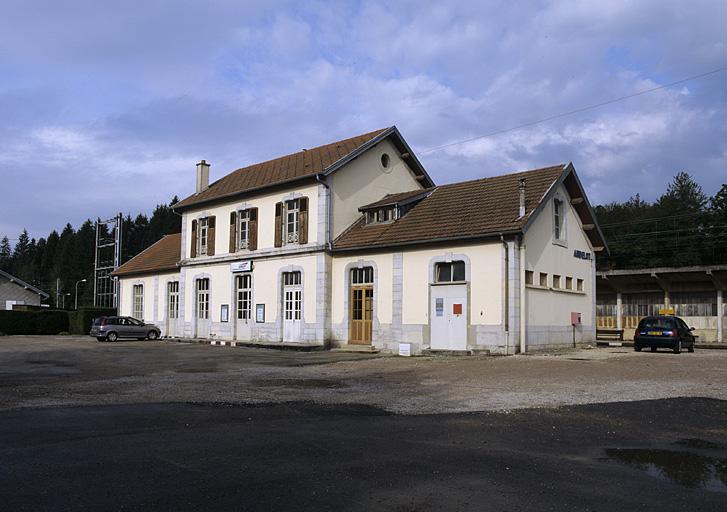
90 316 161 342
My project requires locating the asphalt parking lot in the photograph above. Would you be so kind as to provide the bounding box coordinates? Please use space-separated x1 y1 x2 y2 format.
1 336 726 510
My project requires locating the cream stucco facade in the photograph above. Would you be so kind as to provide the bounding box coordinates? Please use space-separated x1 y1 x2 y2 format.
115 130 603 354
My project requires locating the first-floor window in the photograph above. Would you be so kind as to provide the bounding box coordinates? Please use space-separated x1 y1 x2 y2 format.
284 199 299 244
198 217 209 255
238 210 250 250
133 284 144 320
167 281 179 319
435 261 466 282
236 274 252 319
196 278 209 319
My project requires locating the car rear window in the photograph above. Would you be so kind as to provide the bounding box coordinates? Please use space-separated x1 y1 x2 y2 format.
638 318 675 330
92 317 105 326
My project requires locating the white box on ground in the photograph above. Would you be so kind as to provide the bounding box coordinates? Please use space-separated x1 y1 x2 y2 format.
398 343 411 357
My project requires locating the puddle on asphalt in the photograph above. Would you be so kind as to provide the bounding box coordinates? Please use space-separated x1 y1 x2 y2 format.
604 447 727 493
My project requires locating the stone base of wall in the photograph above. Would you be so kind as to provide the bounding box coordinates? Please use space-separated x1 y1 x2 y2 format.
526 324 596 352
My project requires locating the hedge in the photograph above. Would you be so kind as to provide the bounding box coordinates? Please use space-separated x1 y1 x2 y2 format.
0 310 69 335
68 307 117 335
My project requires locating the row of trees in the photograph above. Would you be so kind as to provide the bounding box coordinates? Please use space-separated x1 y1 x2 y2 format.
0 198 181 308
595 172 727 269
1 173 725 306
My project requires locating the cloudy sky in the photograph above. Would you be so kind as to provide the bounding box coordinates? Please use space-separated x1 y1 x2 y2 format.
1 0 726 242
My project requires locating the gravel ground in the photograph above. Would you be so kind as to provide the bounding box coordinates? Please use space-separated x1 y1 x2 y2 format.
1 335 726 414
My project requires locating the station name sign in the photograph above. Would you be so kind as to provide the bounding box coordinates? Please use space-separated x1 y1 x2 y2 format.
573 250 592 261
231 260 253 272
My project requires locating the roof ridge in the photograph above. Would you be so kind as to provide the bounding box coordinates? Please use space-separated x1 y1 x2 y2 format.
435 164 568 190
219 127 390 179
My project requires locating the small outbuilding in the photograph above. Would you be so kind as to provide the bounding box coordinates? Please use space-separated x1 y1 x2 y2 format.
0 269 49 310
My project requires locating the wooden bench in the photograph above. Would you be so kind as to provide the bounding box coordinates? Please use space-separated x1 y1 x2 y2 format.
596 328 624 341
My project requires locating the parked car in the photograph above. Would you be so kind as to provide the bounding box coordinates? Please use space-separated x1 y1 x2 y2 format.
90 316 161 342
633 315 696 354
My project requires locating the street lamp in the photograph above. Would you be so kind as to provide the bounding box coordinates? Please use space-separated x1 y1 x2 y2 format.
75 279 88 310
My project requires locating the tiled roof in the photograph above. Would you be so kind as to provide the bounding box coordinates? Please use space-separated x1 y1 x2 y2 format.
175 128 389 210
112 233 181 277
334 165 567 250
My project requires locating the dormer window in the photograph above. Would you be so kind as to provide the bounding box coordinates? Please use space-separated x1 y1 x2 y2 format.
366 206 398 224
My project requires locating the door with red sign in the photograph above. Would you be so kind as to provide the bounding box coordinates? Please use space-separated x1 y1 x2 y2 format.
430 284 467 350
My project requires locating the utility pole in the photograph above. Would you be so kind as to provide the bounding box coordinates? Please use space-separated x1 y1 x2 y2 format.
56 278 60 308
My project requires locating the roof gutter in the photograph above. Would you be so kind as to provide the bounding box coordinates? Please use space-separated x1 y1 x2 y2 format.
332 230 523 253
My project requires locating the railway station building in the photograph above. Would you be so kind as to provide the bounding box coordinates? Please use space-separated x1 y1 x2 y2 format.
113 127 607 354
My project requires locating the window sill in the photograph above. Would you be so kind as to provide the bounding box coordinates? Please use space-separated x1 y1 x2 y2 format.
526 283 586 295
552 239 568 248
431 280 468 286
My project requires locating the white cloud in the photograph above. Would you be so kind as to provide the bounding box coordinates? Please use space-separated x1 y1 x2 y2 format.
1 0 726 239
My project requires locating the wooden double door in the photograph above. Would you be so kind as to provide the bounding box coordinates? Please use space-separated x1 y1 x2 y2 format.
349 286 373 344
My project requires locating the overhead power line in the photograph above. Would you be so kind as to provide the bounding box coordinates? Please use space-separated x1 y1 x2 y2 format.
417 64 727 155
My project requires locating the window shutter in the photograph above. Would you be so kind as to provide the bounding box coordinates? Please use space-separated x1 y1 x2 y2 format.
229 211 237 253
207 216 216 256
190 219 197 258
249 208 258 251
298 197 308 245
274 202 283 247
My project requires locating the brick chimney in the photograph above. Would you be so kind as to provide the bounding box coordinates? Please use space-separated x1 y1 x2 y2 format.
196 160 210 194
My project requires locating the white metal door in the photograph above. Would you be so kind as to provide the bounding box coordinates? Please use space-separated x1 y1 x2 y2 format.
195 278 210 338
235 274 252 341
430 285 467 350
282 271 302 342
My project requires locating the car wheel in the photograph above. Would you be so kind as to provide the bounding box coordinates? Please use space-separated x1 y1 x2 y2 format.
147 330 159 340
688 344 695 353
673 340 682 354
634 345 642 352
650 347 657 352
96 337 104 342
106 331 118 343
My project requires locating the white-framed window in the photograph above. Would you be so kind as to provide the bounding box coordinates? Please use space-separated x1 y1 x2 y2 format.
167 281 179 319
284 199 300 244
525 270 534 285
435 261 466 283
577 278 584 292
196 278 209 319
238 210 250 250
198 217 209 255
553 274 561 289
283 271 301 287
553 198 566 243
351 267 374 285
133 284 144 320
566 276 573 290
235 274 252 320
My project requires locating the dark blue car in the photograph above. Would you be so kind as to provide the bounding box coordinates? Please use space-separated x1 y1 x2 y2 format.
634 315 696 354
